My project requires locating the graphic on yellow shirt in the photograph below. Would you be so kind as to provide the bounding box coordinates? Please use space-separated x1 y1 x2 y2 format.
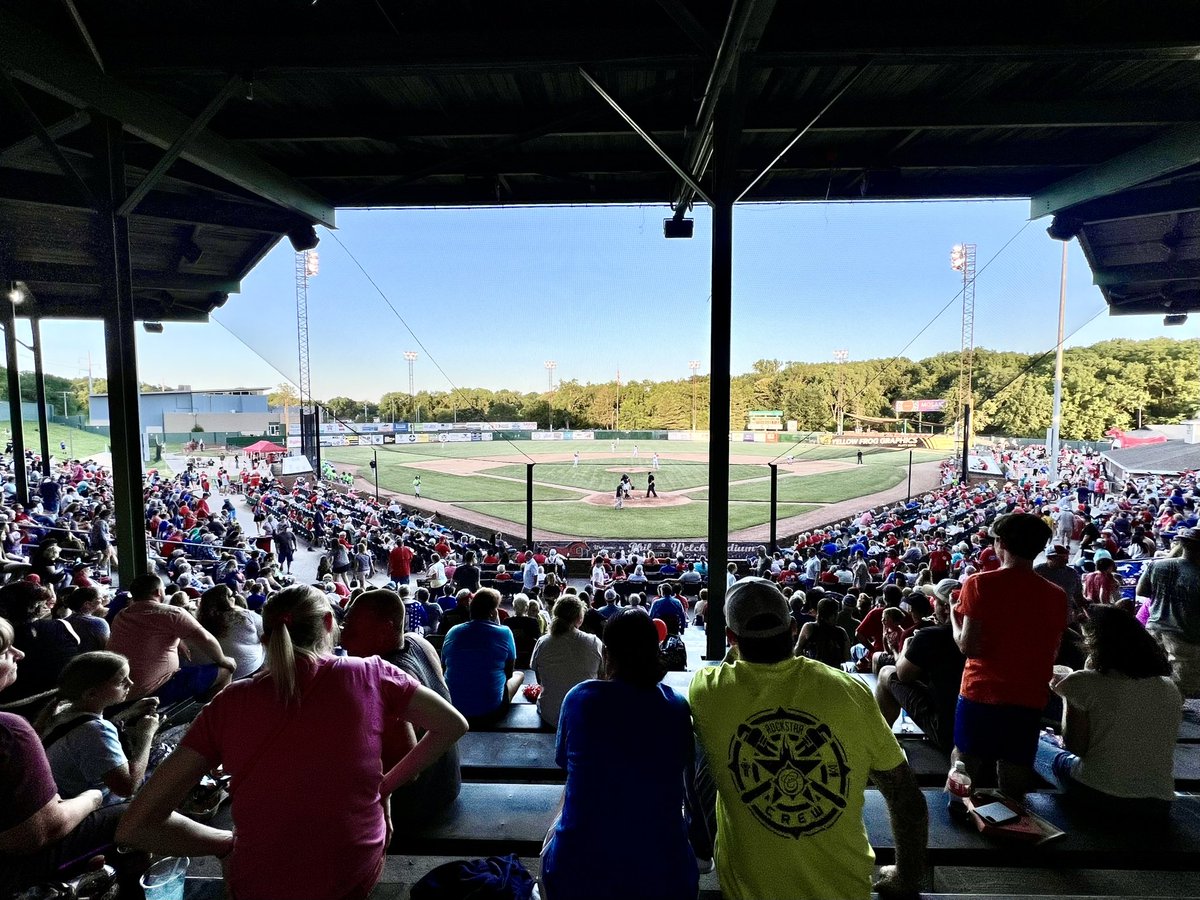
730 707 851 838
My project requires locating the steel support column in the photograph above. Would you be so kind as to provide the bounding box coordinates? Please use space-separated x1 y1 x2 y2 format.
706 194 734 662
1 296 27 505
526 463 535 550
768 462 778 553
94 118 146 585
30 318 51 474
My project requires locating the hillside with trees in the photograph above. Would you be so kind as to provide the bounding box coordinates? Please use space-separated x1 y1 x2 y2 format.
301 338 1200 441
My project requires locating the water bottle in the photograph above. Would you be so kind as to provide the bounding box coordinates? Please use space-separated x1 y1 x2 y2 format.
945 760 972 821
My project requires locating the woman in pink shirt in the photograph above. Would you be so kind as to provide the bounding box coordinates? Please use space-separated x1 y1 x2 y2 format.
118 585 468 900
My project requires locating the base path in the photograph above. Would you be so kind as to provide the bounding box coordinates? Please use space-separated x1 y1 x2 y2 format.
729 460 943 541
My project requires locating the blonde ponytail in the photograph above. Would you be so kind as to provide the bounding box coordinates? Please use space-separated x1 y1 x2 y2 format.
262 585 334 704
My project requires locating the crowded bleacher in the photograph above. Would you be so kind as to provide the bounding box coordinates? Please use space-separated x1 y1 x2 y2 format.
2 439 1199 898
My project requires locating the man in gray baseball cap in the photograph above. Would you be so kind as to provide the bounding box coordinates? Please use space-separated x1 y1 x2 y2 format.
689 577 927 899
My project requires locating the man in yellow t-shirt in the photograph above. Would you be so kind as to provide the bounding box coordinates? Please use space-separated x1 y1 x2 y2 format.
690 578 928 900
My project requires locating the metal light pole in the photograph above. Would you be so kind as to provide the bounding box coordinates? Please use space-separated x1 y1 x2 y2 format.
544 360 557 432
371 448 379 501
1049 240 1068 482
404 351 418 425
833 349 849 434
689 360 701 436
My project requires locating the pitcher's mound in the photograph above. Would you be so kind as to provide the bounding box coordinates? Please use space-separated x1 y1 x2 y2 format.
581 492 690 508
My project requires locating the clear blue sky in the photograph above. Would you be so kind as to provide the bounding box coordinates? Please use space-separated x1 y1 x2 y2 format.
25 199 1186 405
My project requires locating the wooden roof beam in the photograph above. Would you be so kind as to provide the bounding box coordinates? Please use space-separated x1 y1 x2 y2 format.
1031 124 1200 219
0 8 336 228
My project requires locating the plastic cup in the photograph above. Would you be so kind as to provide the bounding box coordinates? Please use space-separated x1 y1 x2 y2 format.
140 856 189 900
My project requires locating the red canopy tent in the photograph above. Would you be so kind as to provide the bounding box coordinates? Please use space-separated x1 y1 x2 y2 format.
243 440 287 455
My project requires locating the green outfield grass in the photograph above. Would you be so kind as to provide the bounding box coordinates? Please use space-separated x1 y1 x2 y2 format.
688 465 907 503
321 440 948 538
454 499 816 539
484 461 767 493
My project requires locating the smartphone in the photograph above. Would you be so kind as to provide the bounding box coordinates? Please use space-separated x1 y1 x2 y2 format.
974 801 1020 826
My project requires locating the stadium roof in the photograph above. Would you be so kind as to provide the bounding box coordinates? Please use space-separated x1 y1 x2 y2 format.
3 1 1200 320
1103 440 1200 477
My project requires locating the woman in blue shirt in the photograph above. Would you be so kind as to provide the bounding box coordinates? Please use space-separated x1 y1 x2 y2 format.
541 609 698 900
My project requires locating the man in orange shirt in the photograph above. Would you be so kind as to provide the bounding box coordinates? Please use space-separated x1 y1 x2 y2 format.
950 513 1068 798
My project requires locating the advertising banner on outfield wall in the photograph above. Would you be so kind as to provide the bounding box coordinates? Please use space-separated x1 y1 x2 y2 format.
571 431 596 440
545 539 764 559
531 431 564 441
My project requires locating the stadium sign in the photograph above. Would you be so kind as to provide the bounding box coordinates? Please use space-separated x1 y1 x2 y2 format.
893 399 947 413
828 433 920 446
547 539 765 559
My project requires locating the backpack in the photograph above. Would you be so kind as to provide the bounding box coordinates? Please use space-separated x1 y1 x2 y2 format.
411 854 534 900
660 634 687 671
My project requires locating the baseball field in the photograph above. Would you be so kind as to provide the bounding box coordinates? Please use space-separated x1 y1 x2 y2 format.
321 439 949 540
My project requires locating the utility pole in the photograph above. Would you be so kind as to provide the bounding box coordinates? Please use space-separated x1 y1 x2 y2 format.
833 349 849 434
689 360 701 435
544 360 557 432
615 368 621 431
404 351 418 425
1049 240 1068 482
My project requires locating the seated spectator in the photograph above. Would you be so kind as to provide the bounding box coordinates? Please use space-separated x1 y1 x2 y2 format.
0 580 80 703
417 586 442 635
541 609 698 900
246 579 269 613
531 596 603 729
436 589 471 635
504 594 541 669
197 585 265 679
0 616 157 897
117 584 468 900
37 651 162 803
1082 556 1123 605
794 598 851 669
1036 606 1181 819
442 588 524 725
689 578 927 899
649 583 686 634
596 587 622 621
529 598 550 634
63 586 109 653
340 589 462 829
951 513 1068 797
494 564 512 582
875 579 965 753
106 574 236 704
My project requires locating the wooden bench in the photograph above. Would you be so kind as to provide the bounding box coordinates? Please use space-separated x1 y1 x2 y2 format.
867 788 1200 872
390 782 561 856
459 731 562 783
483 702 550 732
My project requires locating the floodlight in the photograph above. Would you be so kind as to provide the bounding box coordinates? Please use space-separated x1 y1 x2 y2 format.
1164 313 1188 326
287 225 320 252
664 218 694 239
143 321 165 333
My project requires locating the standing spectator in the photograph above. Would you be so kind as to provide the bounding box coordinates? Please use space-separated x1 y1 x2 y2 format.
1137 527 1200 697
340 589 463 830
354 542 374 589
875 579 965 753
107 574 235 703
388 537 414 585
441 588 524 725
689 578 927 899
523 550 541 596
541 609 697 900
273 522 296 575
117 584 468 900
951 513 1068 795
531 597 603 729
1036 606 1181 818
453 550 481 592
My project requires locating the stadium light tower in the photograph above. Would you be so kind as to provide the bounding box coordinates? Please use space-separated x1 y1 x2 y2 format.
832 349 849 434
950 243 976 459
544 360 557 433
689 360 702 435
404 351 418 425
